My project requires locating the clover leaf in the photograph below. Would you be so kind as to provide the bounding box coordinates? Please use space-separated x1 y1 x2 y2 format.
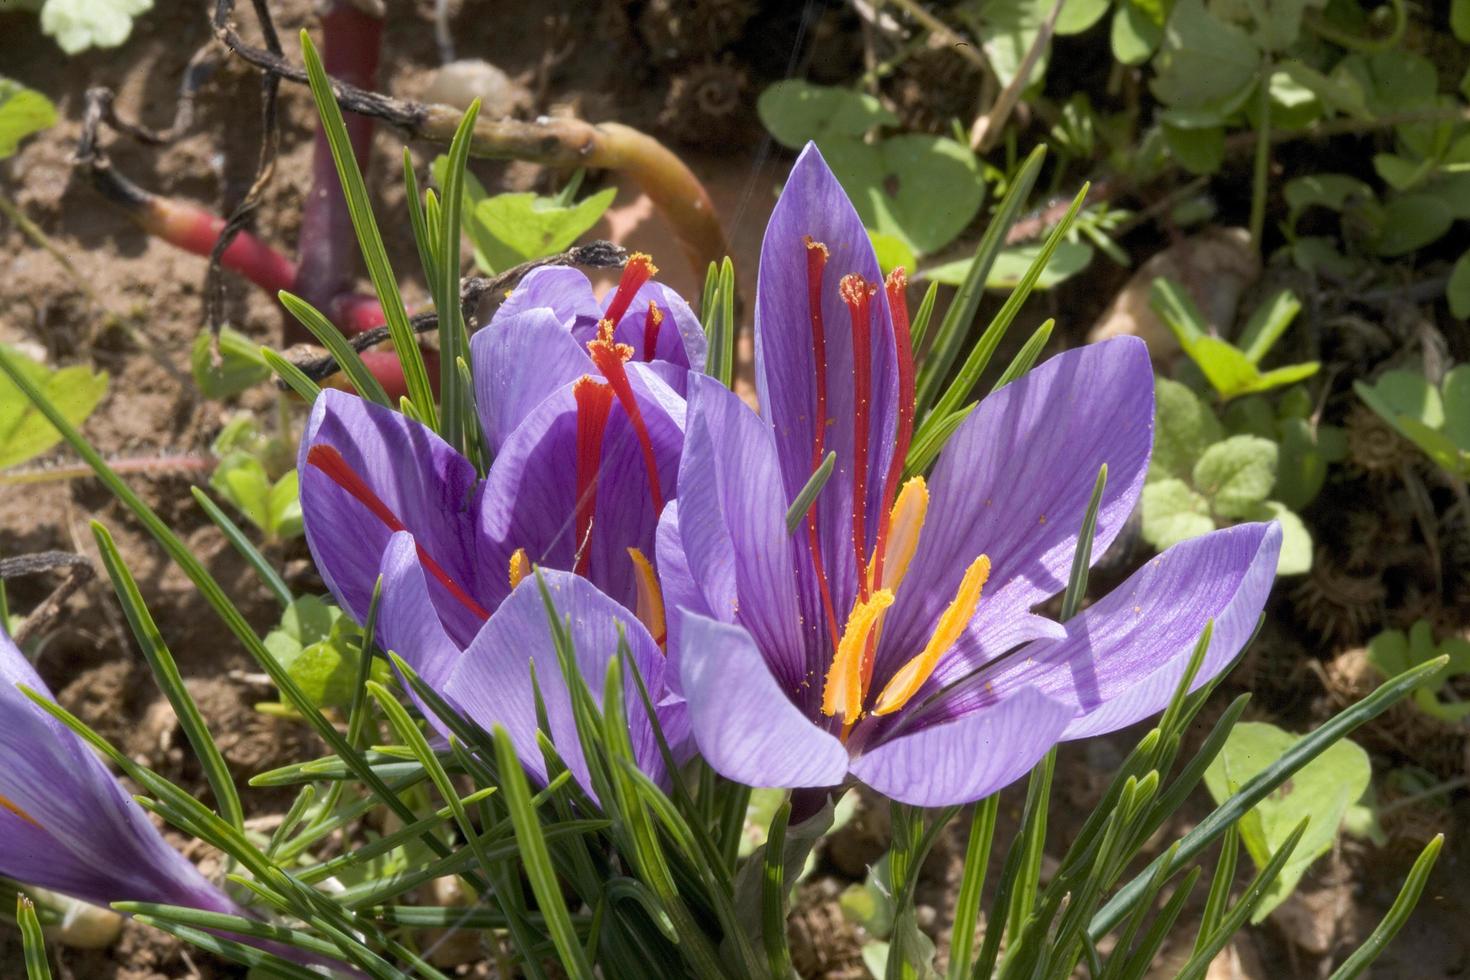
0 345 108 470
1151 278 1319 400
1354 366 1470 480
1204 722 1371 921
1367 621 1470 724
0 78 56 159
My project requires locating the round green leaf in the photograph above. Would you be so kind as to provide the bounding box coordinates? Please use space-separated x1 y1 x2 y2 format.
0 78 57 159
757 81 897 149
1192 434 1278 518
1140 478 1215 550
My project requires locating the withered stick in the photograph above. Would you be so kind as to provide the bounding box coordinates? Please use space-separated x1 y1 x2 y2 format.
211 0 728 279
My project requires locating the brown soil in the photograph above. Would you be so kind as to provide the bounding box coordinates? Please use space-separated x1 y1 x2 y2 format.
1 0 1467 977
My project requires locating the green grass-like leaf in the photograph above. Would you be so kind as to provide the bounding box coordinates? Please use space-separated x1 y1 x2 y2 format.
298 30 436 426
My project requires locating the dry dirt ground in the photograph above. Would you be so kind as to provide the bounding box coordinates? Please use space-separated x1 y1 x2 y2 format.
1 0 1468 977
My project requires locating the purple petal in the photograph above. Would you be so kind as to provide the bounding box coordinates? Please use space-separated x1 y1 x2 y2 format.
445 570 671 794
851 687 1070 807
493 266 599 328
0 632 237 913
373 531 470 739
874 337 1154 692
654 502 707 677
921 522 1281 740
677 612 849 789
299 391 492 648
606 281 707 374
476 368 685 612
754 142 899 626
470 307 594 454
671 375 811 697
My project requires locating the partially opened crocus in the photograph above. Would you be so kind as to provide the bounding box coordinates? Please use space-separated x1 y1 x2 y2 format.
475 255 706 448
0 628 240 914
659 144 1282 807
299 257 696 785
300 255 691 692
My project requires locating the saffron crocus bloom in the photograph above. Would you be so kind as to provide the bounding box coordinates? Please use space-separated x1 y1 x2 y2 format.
475 254 706 449
0 629 240 913
301 256 688 688
660 145 1282 807
299 259 693 786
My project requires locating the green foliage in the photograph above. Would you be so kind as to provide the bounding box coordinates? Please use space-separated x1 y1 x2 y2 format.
0 78 56 158
0 344 107 470
1144 378 1312 573
433 158 616 274
190 327 271 399
1204 721 1371 921
208 415 301 542
261 596 386 712
1221 388 1347 511
1354 366 1470 480
1151 279 1319 400
1367 621 1470 724
758 81 984 256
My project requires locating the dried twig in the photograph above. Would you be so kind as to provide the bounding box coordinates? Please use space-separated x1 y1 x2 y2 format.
288 240 628 384
2 552 96 647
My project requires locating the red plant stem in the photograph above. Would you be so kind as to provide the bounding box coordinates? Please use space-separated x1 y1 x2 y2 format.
293 2 385 341
139 197 297 295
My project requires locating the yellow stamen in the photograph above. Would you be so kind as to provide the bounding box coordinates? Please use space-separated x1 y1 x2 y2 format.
873 555 990 716
868 476 928 592
0 791 41 829
627 547 667 648
821 590 895 724
508 548 530 590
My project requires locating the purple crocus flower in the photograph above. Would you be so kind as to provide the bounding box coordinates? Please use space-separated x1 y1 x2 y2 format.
658 144 1282 807
298 259 693 788
0 629 240 914
475 254 706 447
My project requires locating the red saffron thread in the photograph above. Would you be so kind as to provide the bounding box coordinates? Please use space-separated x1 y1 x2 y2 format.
804 237 841 653
603 253 658 326
305 445 490 621
870 267 916 591
573 377 616 577
588 328 666 513
840 274 877 603
642 301 664 362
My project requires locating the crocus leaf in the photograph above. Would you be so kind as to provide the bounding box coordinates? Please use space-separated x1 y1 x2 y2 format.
1193 435 1277 518
39 0 152 54
470 187 617 273
1204 721 1371 922
921 240 1093 290
757 81 897 148
0 345 108 470
190 327 271 400
0 78 57 159
732 798 835 961
1140 477 1214 550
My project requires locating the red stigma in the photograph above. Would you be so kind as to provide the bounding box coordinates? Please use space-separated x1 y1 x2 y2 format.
573 378 615 577
603 253 658 326
588 335 666 515
840 273 878 603
804 236 841 653
871 267 916 592
642 302 664 362
304 444 490 621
